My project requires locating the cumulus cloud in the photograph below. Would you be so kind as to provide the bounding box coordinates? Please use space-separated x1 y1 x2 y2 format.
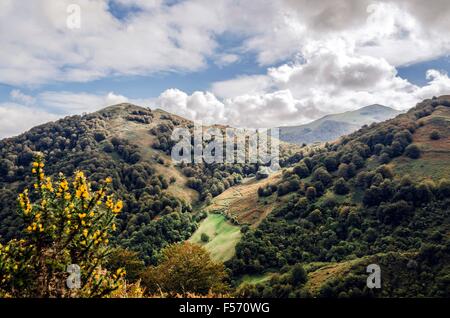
2 0 450 86
155 65 450 128
157 89 225 124
0 0 225 85
0 103 59 139
38 91 129 114
211 75 273 99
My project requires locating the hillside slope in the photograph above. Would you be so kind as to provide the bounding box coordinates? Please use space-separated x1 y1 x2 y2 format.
228 96 450 297
0 103 292 265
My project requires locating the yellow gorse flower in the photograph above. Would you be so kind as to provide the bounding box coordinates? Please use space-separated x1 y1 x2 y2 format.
113 201 123 214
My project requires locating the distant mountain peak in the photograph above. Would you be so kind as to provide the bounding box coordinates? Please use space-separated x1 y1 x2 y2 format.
278 104 402 145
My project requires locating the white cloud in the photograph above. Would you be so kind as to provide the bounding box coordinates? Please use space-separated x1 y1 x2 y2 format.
0 103 59 139
211 75 272 99
155 66 450 128
2 0 450 86
214 53 239 67
0 0 227 85
37 91 128 114
10 90 36 106
156 89 225 124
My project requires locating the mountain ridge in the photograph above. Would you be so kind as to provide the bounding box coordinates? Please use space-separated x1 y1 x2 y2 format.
278 104 402 145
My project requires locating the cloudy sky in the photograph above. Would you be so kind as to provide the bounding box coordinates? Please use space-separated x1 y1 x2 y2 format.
1 0 450 137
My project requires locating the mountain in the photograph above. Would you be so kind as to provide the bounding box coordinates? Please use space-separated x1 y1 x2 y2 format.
278 104 402 145
0 103 296 263
1 96 450 298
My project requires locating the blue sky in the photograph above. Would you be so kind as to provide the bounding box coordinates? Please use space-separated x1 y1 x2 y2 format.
2 0 450 137
0 51 269 102
397 56 450 86
0 56 446 103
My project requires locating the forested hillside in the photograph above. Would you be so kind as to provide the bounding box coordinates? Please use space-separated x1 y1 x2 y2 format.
228 96 450 297
1 96 449 298
0 103 296 265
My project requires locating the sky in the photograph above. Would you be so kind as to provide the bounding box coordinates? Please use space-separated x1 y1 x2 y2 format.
2 0 450 138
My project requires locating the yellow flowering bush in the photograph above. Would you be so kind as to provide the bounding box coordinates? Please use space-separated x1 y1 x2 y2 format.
0 156 125 297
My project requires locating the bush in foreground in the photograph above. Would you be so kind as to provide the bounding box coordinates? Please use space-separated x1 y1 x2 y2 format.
0 157 125 298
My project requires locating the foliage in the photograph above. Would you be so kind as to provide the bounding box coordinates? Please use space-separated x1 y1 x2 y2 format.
106 248 145 283
201 233 210 243
141 242 229 296
0 158 125 297
236 264 309 298
0 106 198 270
430 131 441 140
404 144 421 159
334 178 349 195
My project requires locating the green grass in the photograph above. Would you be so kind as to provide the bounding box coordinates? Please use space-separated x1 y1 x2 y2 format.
393 156 450 181
189 213 242 262
238 273 273 286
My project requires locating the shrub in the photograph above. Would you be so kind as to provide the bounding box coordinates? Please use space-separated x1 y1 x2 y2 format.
290 264 307 286
141 242 228 296
404 144 421 159
337 163 356 180
107 248 145 283
379 152 391 164
306 186 317 201
201 233 210 243
438 179 450 198
312 167 332 186
103 142 114 153
334 178 350 195
293 162 310 178
430 131 440 140
0 157 125 298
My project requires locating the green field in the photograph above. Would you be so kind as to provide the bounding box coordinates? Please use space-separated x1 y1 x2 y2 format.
189 213 242 262
238 273 273 286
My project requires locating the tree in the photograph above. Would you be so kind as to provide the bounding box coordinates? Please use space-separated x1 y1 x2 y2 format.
290 264 307 286
107 248 145 283
312 167 332 186
363 185 383 206
438 179 450 198
141 242 228 296
306 186 317 201
0 157 125 297
334 178 350 195
201 233 210 243
308 209 323 224
375 165 394 179
430 131 440 140
405 144 421 159
377 200 413 225
351 154 364 169
324 156 338 172
389 141 404 157
379 152 391 164
338 163 356 180
293 162 310 178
